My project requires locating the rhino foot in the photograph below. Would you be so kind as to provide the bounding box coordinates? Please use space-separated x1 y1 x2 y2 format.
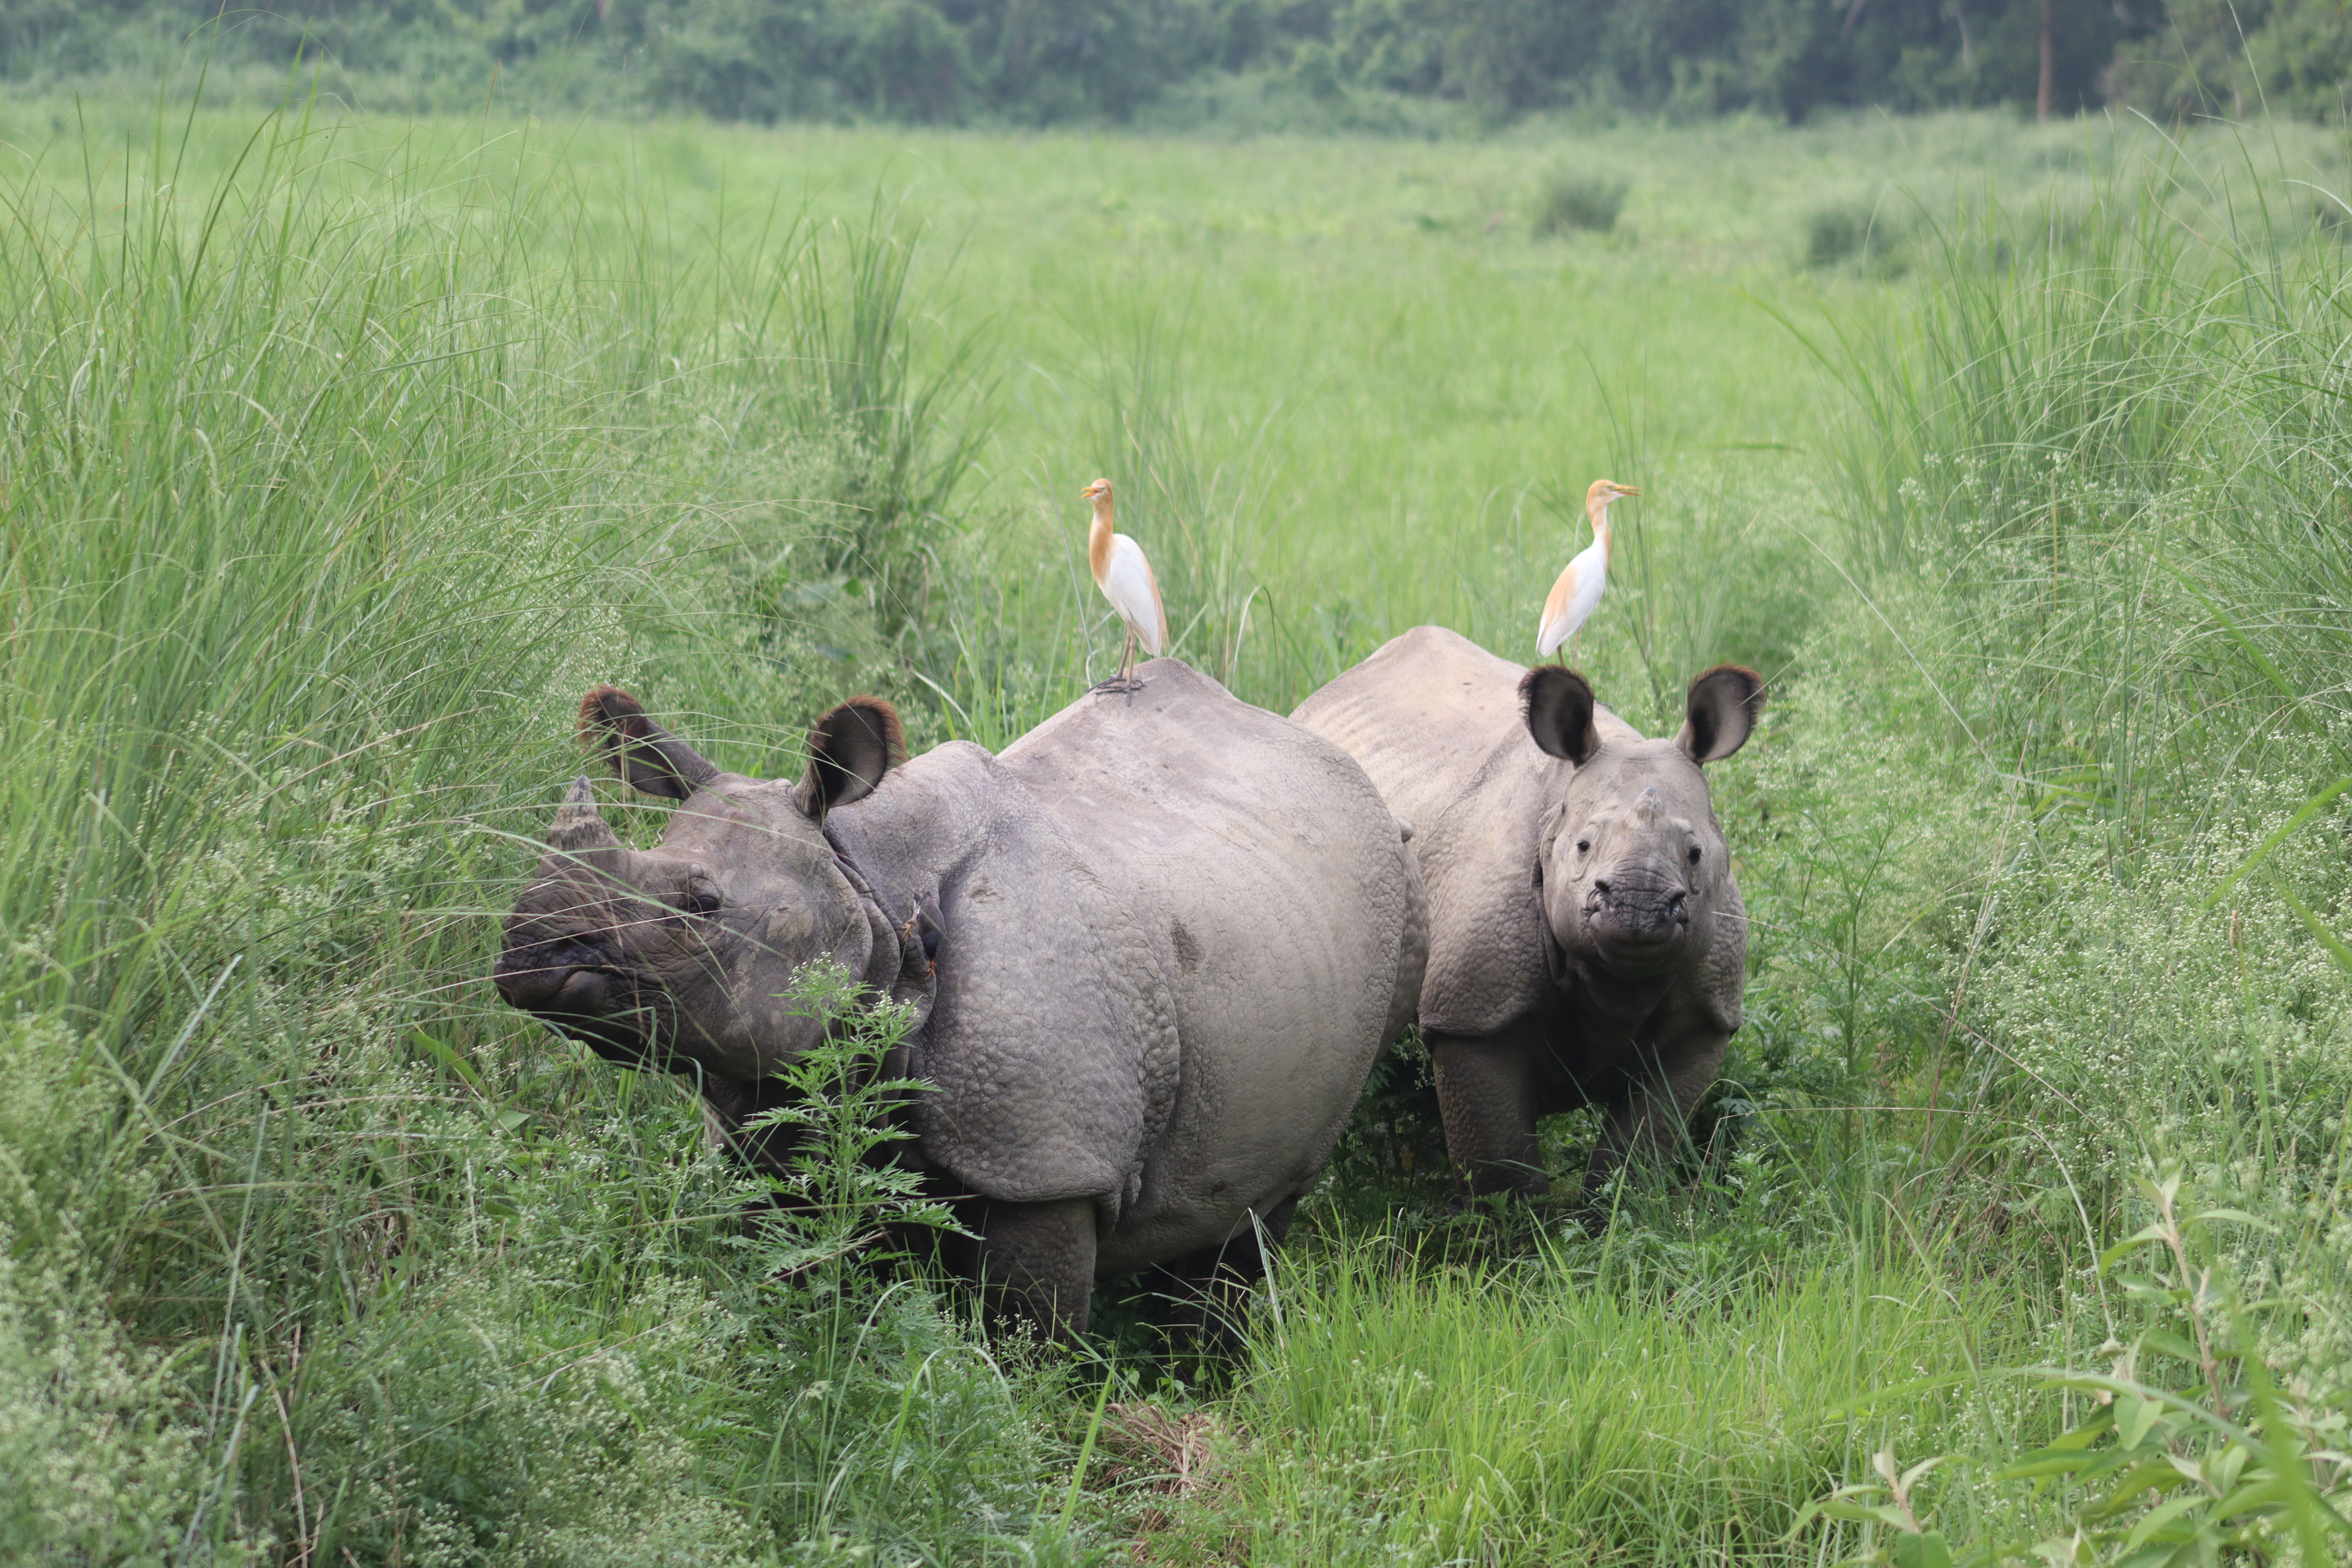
975 1196 1099 1339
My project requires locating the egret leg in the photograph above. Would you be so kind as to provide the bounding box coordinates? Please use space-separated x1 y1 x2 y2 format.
1092 629 1144 695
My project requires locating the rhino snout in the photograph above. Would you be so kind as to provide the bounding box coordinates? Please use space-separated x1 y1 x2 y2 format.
1583 870 1691 945
494 929 624 1016
495 960 612 1014
493 936 665 1066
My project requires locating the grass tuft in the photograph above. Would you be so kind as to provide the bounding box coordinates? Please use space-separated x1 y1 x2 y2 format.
1534 168 1630 235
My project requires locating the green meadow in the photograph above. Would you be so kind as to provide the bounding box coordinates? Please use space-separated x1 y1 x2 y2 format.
7 78 2352 1565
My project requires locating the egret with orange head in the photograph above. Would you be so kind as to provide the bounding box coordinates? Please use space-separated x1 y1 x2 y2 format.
1082 477 1167 693
1536 479 1640 664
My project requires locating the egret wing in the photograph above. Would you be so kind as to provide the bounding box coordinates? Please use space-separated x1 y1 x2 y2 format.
1103 534 1167 655
1537 560 1581 656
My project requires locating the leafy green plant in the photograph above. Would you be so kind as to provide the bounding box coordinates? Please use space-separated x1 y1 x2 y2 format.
720 963 1074 1558
738 961 963 1285
1797 1169 2352 1568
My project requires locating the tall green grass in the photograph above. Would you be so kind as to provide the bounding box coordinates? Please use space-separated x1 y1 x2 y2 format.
19 82 2352 1566
1188 1242 2013 1566
0 94 1059 1563
1730 126 2352 1563
1068 122 2352 1563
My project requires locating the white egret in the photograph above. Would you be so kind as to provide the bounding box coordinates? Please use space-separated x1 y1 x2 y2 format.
1083 477 1167 692
1536 479 1640 664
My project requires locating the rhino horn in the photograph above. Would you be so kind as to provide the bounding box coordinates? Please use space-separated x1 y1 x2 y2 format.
545 777 624 876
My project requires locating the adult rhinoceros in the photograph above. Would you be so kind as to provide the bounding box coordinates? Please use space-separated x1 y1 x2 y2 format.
492 660 1425 1335
1293 626 1760 1210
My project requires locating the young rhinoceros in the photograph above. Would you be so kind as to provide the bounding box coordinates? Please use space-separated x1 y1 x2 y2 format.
1292 626 1760 1210
493 659 1426 1336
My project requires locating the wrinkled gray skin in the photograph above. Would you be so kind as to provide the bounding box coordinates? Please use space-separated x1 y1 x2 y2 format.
494 659 1425 1337
1293 626 1761 1209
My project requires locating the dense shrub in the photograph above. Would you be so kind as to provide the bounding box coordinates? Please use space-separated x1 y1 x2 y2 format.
2103 0 2352 120
1532 168 1628 234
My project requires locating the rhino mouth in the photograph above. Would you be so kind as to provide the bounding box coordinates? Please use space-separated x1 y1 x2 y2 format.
1582 875 1691 955
493 939 667 1065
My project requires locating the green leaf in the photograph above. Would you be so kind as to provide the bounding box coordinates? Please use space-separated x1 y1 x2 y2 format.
2053 1408 2118 1448
2209 1478 2285 1520
410 1028 486 1096
2116 1394 2164 1449
1895 1530 1953 1568
2029 1533 2087 1567
2125 1504 2204 1552
1789 1485 1883 1539
2103 1461 2193 1513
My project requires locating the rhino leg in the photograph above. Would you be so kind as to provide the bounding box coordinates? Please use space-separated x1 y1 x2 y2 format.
1577 1032 1728 1215
976 1197 1098 1339
1148 1196 1299 1348
1430 1029 1552 1199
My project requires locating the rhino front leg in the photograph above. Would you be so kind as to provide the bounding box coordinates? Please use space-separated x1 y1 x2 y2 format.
1578 1031 1728 1216
976 1197 1098 1339
1430 1030 1548 1199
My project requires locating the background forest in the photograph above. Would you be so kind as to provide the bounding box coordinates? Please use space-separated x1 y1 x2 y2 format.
7 0 2352 128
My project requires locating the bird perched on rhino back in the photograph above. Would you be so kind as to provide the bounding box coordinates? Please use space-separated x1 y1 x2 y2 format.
492 664 1425 1339
1293 625 1761 1216
1083 477 1167 693
1537 478 1639 664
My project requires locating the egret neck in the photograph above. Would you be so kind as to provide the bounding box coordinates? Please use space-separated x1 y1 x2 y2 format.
1089 488 1116 584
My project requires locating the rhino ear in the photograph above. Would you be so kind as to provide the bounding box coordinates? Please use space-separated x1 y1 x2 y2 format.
1520 666 1600 766
577 686 721 800
796 696 906 821
1678 665 1764 763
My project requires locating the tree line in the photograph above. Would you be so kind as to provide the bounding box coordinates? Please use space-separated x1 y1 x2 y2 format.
3 0 2345 126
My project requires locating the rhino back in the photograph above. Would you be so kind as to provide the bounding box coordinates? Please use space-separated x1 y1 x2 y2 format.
1002 659 1419 1269
1290 626 1534 832
825 744 1177 1212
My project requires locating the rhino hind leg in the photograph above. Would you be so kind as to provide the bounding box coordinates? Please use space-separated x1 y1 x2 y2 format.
975 1197 1099 1339
1430 1031 1551 1200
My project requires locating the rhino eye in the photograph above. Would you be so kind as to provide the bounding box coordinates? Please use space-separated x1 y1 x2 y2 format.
1575 839 1591 855
1687 845 1702 865
675 880 722 916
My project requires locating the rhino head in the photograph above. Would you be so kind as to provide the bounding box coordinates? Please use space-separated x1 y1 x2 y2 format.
1518 664 1763 980
491 686 917 1082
